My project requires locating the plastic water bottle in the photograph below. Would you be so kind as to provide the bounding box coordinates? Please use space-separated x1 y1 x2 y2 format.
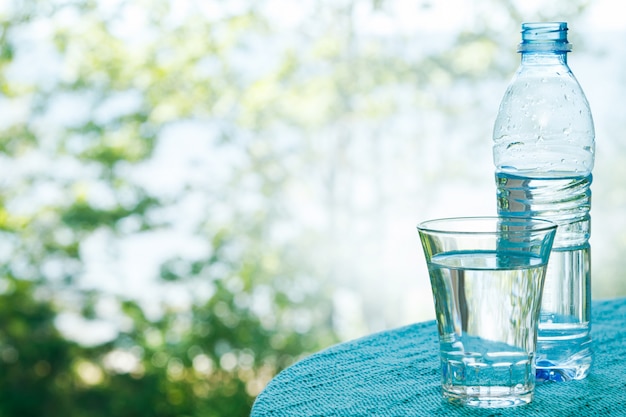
492 22 595 381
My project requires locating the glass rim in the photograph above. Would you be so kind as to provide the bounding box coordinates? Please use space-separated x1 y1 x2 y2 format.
416 216 558 235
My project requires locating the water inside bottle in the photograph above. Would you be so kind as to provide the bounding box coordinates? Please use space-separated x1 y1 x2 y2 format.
495 172 592 380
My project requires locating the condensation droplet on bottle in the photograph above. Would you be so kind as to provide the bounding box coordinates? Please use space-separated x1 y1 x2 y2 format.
506 142 523 150
563 127 572 135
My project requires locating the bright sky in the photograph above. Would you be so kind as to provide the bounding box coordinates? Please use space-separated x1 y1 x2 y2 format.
260 0 626 34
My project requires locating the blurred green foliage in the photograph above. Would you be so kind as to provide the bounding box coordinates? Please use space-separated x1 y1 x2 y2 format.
0 0 593 416
0 1 339 415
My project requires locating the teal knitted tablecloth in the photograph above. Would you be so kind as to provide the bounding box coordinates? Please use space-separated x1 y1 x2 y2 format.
251 298 626 416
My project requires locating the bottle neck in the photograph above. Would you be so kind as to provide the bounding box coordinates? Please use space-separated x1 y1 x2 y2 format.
517 22 571 67
520 51 568 66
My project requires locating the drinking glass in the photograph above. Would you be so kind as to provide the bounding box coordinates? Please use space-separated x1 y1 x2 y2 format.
417 216 557 408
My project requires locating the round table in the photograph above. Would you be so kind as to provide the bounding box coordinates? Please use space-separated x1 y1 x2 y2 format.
251 298 626 416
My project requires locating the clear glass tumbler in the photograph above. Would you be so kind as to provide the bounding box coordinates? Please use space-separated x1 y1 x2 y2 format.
417 216 557 408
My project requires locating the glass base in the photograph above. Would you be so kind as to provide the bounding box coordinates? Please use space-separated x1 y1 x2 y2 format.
443 386 533 408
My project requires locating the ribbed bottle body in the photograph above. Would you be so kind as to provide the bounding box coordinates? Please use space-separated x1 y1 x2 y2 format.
495 172 592 380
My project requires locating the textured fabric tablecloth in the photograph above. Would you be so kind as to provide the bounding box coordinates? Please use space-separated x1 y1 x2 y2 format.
251 298 626 416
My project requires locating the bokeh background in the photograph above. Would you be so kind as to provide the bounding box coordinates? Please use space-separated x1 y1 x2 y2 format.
0 0 624 415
